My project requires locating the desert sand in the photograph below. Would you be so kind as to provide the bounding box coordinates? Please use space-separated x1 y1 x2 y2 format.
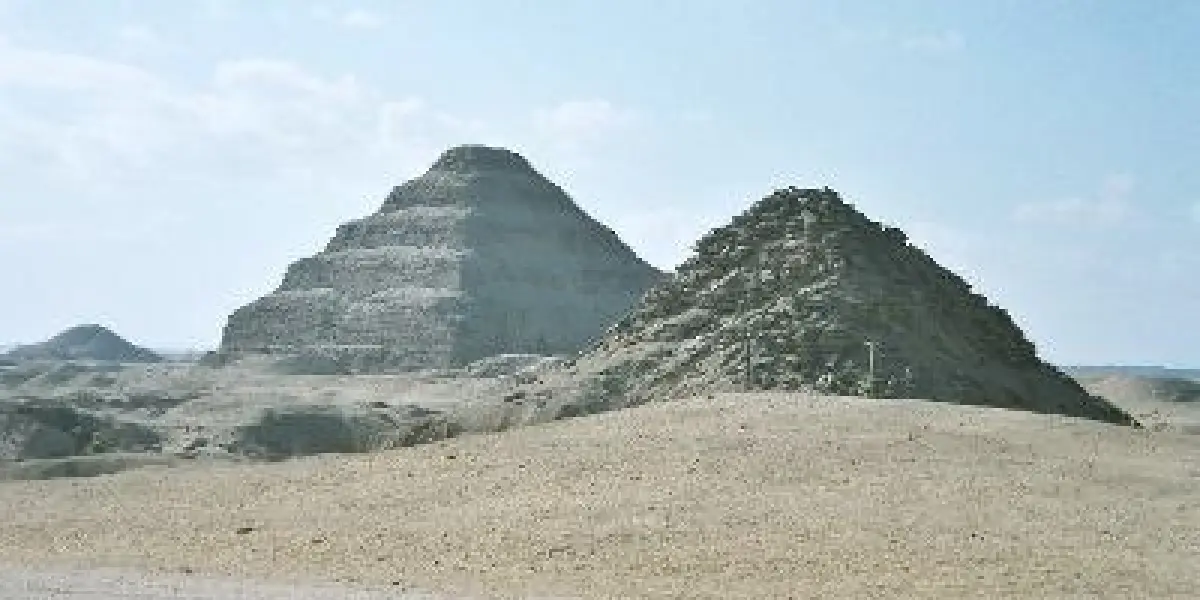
1 392 1197 598
0 565 448 599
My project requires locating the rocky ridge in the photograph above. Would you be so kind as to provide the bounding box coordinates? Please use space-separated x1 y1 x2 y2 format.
219 145 663 372
512 187 1139 427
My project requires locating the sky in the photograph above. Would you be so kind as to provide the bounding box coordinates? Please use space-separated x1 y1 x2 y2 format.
0 0 1197 366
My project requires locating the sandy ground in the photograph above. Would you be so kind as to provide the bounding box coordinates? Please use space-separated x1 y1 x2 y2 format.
1 392 1197 599
0 565 450 599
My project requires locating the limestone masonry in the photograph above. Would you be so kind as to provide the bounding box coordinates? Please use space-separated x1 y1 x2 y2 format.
219 145 664 371
520 187 1139 427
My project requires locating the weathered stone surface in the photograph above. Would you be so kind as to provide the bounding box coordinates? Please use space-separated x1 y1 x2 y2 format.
4 325 162 363
230 403 461 460
220 145 663 371
515 187 1140 427
0 400 163 460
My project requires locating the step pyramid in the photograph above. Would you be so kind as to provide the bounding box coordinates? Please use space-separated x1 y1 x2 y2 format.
219 145 664 371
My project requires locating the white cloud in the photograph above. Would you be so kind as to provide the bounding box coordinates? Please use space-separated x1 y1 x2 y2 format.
0 39 653 218
836 27 966 55
115 24 161 47
373 97 496 168
834 26 891 47
0 38 485 190
199 0 235 20
310 6 386 30
901 30 966 54
0 1 16 24
1013 197 1129 226
340 9 384 29
903 220 985 286
1099 172 1135 199
678 109 714 126
533 99 639 149
0 38 160 92
309 5 335 20
1012 173 1136 227
377 97 427 136
0 211 184 245
1154 249 1197 277
212 58 363 104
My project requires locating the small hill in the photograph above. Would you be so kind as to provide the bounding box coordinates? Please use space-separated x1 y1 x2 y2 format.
4 325 162 363
514 187 1138 427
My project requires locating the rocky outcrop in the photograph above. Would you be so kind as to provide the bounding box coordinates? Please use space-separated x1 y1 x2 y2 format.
229 403 462 460
515 187 1139 427
4 325 162 363
0 400 163 461
220 145 663 372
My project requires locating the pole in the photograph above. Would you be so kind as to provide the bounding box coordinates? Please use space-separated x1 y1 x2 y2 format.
745 335 753 392
865 340 876 397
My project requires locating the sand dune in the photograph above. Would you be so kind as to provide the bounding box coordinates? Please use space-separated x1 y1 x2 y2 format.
1 393 1197 598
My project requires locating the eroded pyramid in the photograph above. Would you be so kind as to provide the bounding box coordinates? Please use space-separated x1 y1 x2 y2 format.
219 145 664 371
527 187 1138 427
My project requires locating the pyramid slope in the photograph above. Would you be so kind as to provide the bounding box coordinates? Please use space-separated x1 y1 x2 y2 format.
530 187 1137 427
220 145 663 371
5 325 162 363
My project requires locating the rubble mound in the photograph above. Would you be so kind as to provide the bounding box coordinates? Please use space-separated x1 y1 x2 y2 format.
4 325 162 363
522 187 1138 427
0 400 163 461
219 144 663 372
462 354 567 378
229 403 461 460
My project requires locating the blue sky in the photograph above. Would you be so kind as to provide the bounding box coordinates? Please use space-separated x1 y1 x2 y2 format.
0 0 1196 366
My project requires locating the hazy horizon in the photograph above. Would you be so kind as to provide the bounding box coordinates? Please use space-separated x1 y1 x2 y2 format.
1 1 1197 367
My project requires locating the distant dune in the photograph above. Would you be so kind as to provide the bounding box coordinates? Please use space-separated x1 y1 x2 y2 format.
1075 373 1200 434
1063 365 1200 380
150 349 212 363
